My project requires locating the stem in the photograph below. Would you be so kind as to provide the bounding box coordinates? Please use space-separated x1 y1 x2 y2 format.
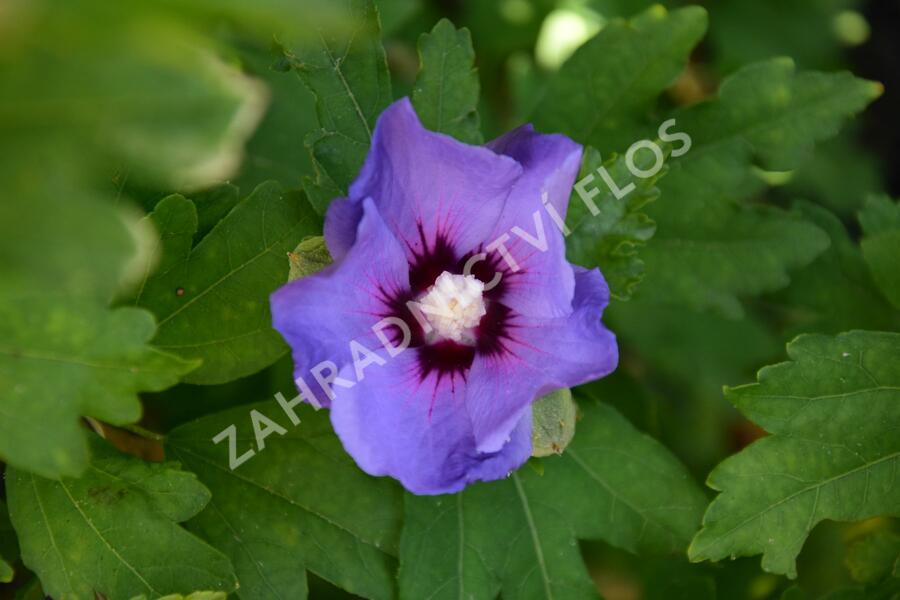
84 417 106 438
119 423 167 443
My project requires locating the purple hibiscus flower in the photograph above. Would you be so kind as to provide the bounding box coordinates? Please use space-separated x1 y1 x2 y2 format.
271 98 617 495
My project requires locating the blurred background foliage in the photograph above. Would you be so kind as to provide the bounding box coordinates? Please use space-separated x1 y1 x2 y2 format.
0 0 897 598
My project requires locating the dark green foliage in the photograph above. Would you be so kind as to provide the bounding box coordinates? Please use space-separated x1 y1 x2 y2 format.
1 0 897 599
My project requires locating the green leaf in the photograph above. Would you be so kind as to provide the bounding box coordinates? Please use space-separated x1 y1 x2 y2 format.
0 498 13 582
846 529 900 584
0 150 197 482
784 132 884 218
99 45 267 190
288 236 333 282
133 592 228 600
638 59 881 315
820 578 900 600
7 435 237 599
608 303 778 391
234 42 318 193
689 331 900 578
1 492 21 572
640 203 830 317
0 3 267 191
192 183 242 242
604 302 780 469
565 146 666 300
411 19 482 144
776 201 898 334
0 190 134 304
662 59 881 196
167 400 403 600
859 194 900 310
705 0 846 73
399 400 707 599
376 0 421 34
12 578 45 600
531 5 708 154
132 182 321 385
281 0 392 213
124 194 199 305
531 388 577 457
0 0 281 477
0 294 197 479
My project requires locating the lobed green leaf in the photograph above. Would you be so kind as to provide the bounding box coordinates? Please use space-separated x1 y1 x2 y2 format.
130 183 321 385
411 19 482 144
690 331 900 578
7 435 237 599
776 201 898 334
281 0 392 214
167 400 403 600
565 146 666 300
532 5 708 154
399 400 707 599
859 195 900 310
638 58 880 315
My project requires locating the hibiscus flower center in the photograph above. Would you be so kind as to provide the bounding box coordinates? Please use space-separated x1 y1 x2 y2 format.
419 271 487 344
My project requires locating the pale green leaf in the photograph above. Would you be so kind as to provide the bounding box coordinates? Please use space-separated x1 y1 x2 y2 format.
531 388 577 458
0 191 133 304
689 331 900 578
288 236 333 282
7 435 237 599
133 182 321 385
167 400 403 600
859 194 900 310
531 5 708 154
0 0 281 479
0 3 267 191
132 592 228 600
0 295 197 479
0 181 196 482
399 400 707 600
411 19 482 144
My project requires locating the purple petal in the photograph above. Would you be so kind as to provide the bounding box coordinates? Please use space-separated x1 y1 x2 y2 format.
466 267 618 452
271 198 409 406
325 98 523 264
483 125 583 318
330 348 532 495
323 196 363 262
487 124 582 221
